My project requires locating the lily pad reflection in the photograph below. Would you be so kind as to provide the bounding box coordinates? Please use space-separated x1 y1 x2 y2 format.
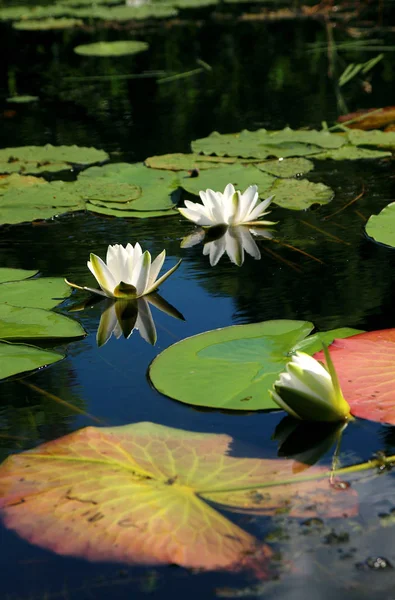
181 224 273 267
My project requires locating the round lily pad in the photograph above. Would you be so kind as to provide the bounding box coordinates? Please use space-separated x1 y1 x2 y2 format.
79 162 183 211
86 202 179 218
0 277 71 310
145 153 242 171
0 304 85 340
0 341 64 381
0 268 38 284
6 95 39 103
257 157 314 178
0 144 109 175
14 17 83 30
365 202 395 248
269 178 334 210
74 41 149 57
72 4 178 19
149 320 360 411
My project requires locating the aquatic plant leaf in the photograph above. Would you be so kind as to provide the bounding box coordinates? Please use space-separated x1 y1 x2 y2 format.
256 157 314 178
337 107 395 130
0 278 71 310
13 17 83 30
73 180 142 203
0 341 63 381
79 163 183 211
191 130 322 159
0 174 45 195
0 422 357 571
314 329 395 425
268 178 334 210
181 164 332 210
145 153 244 171
72 4 178 19
0 5 73 20
149 320 359 411
86 202 179 219
192 129 345 160
6 95 39 103
365 201 395 247
0 182 83 225
0 144 108 175
347 129 395 148
74 41 149 57
181 164 275 199
0 304 85 340
0 268 38 284
313 145 391 160
58 0 121 5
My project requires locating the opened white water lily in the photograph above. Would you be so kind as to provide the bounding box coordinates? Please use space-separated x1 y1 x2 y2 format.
65 243 181 299
270 347 352 422
179 184 276 227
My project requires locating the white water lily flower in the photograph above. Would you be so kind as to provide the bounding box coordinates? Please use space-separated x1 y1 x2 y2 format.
66 243 181 299
270 349 352 422
179 183 276 227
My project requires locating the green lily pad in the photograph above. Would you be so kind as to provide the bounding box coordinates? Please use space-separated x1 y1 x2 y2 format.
74 41 149 57
145 153 245 171
79 162 183 211
0 268 38 284
0 277 71 310
268 178 334 210
181 164 275 198
347 129 395 148
0 304 85 340
6 95 39 103
257 157 314 178
365 202 395 248
0 340 64 381
57 0 121 5
72 4 178 19
73 180 142 203
180 164 332 210
86 202 179 218
148 321 361 411
0 145 109 175
192 129 345 160
13 17 83 30
192 130 322 160
0 174 46 194
0 5 73 20
0 182 84 226
313 145 391 160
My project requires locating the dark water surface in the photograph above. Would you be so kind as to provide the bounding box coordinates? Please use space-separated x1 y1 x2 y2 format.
1 5 395 599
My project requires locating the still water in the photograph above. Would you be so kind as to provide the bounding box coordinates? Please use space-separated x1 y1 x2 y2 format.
1 5 395 599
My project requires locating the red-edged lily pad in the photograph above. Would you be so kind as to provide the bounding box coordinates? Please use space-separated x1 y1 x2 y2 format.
0 422 357 574
314 329 395 424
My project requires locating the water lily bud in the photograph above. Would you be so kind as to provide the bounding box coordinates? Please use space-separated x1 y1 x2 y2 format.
270 349 352 422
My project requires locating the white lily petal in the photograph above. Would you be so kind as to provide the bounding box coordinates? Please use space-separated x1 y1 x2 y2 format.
87 254 117 297
223 183 236 199
178 207 215 226
205 189 226 223
247 196 274 222
237 185 259 223
148 250 166 289
132 251 151 296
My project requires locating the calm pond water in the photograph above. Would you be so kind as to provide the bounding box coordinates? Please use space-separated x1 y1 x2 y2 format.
2 4 395 599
